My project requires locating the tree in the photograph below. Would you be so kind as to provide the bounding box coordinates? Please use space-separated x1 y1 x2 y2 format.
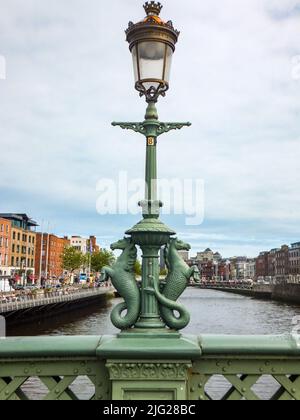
160 268 167 276
90 249 115 273
134 260 142 277
61 246 84 273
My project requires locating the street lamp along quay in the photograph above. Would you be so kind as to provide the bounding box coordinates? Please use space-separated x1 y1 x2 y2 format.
104 2 200 335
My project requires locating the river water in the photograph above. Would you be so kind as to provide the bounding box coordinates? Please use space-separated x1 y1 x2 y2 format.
8 288 300 337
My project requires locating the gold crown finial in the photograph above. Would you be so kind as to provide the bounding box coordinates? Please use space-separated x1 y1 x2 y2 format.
143 2 163 16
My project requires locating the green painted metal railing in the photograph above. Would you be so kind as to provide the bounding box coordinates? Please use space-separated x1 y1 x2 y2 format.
0 334 300 400
0 337 110 400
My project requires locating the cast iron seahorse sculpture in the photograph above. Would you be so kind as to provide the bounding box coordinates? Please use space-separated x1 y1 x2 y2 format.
100 237 140 330
153 238 200 330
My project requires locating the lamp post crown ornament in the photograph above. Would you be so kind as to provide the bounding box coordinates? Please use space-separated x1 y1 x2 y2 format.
126 2 180 46
103 2 199 335
144 1 163 16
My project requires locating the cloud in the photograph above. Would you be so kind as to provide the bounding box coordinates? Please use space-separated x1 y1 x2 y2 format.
0 0 299 257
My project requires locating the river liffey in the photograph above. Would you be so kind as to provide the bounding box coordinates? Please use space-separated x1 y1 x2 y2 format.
8 288 300 337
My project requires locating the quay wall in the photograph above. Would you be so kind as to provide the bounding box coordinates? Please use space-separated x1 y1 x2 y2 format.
198 283 300 305
272 283 300 305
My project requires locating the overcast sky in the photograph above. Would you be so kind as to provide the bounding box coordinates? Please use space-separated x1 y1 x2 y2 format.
0 0 300 258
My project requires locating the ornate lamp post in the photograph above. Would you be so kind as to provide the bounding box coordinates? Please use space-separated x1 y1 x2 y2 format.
102 2 199 335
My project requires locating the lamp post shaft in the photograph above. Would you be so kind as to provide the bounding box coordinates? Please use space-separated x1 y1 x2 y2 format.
145 139 157 202
136 245 165 329
112 102 192 332
135 102 167 330
144 103 158 204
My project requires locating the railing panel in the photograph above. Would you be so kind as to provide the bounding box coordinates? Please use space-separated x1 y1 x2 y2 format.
0 359 111 400
189 358 300 400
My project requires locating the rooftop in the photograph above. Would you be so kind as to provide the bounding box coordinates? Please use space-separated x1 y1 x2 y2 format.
0 213 38 227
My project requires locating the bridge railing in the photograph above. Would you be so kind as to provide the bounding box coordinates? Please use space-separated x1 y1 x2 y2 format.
0 336 109 400
197 281 253 290
0 287 113 314
0 334 300 400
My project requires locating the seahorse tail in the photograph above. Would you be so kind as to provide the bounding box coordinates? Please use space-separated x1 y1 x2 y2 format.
110 300 140 330
160 306 190 330
153 277 190 330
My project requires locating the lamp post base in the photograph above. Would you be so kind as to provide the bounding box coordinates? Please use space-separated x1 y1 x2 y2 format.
134 318 166 330
118 329 181 339
99 333 201 401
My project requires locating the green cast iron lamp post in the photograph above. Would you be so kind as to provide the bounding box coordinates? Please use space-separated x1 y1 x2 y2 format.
102 2 200 335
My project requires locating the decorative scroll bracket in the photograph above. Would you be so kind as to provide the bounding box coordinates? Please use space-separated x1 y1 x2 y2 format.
156 122 192 136
111 121 191 137
111 122 146 135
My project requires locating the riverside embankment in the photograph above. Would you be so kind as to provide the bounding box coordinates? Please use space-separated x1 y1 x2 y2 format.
198 282 300 305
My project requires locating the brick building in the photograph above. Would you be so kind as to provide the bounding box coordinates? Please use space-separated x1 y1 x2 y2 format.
289 242 300 283
255 252 269 281
89 236 100 253
200 261 215 281
0 218 11 276
218 260 231 281
35 233 70 280
0 214 37 281
255 244 300 284
267 249 278 280
275 245 290 283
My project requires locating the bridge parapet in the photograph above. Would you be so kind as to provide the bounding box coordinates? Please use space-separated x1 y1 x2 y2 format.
1 334 300 400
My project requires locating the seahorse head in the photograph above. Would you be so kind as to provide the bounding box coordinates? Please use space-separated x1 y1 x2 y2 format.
172 238 191 251
110 237 131 251
164 238 191 270
110 237 137 272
